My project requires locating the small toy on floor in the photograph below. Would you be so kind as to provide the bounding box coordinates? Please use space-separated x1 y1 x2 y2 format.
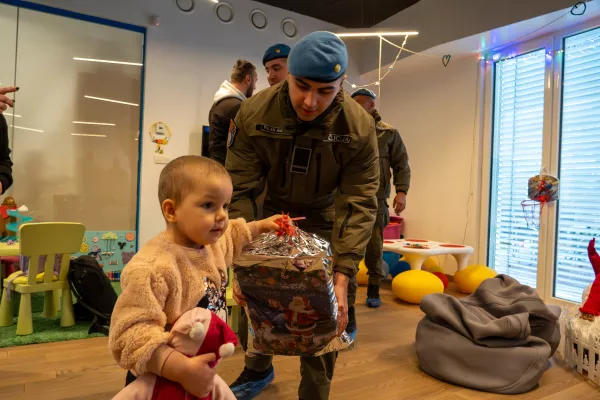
113 308 238 400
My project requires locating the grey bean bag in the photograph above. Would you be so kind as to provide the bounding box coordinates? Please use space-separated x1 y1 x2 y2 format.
416 274 560 394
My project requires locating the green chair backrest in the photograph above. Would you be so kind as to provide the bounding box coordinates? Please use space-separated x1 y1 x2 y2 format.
19 223 85 286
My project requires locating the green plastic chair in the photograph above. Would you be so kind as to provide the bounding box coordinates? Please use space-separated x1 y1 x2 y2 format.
0 222 85 335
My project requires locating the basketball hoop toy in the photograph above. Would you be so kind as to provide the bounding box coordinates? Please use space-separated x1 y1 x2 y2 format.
521 172 559 231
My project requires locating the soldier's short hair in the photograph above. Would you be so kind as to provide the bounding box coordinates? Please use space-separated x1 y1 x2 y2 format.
158 155 230 207
231 59 256 83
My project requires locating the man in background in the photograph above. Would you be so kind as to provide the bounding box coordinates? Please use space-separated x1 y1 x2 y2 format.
0 86 16 194
208 60 257 165
263 43 290 86
351 88 410 308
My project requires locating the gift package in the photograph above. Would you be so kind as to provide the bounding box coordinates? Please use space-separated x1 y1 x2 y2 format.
233 217 352 356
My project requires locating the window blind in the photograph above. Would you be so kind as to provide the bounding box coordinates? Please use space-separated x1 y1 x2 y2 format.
555 28 600 302
489 50 546 288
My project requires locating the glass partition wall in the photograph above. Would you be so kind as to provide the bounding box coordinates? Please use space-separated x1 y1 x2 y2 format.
0 2 144 272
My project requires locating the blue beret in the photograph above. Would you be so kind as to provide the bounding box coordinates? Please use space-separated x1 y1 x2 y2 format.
263 43 291 66
288 31 348 83
351 88 377 100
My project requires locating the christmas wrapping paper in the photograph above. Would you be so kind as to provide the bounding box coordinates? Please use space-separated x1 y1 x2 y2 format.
233 224 352 356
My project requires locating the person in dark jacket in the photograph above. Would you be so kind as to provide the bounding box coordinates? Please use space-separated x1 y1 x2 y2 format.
352 88 410 308
0 86 16 195
208 60 257 165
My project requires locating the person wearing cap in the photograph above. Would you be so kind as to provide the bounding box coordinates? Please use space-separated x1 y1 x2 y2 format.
351 88 411 308
208 60 258 165
263 43 290 86
226 31 378 400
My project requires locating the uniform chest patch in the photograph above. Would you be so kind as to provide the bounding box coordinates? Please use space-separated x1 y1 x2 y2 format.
257 124 288 135
324 134 351 144
227 120 237 147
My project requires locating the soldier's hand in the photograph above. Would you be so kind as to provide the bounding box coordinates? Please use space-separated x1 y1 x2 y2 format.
0 86 18 114
393 192 407 215
333 272 349 336
232 280 247 306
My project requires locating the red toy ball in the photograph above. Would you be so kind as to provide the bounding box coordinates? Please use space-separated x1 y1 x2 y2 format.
433 271 449 290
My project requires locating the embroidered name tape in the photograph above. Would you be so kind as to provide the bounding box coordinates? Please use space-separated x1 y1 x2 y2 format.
324 134 351 144
257 124 289 135
227 120 237 147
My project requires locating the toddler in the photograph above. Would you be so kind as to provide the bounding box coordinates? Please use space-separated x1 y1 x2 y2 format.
109 155 280 399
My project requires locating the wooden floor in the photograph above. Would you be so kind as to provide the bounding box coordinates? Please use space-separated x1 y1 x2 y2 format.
0 283 598 400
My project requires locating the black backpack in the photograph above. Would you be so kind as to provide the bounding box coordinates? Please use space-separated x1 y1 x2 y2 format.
67 255 118 335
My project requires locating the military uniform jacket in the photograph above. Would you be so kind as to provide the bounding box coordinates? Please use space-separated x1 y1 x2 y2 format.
226 81 379 278
373 110 410 200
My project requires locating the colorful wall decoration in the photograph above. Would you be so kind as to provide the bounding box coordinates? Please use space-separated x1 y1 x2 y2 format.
72 230 137 278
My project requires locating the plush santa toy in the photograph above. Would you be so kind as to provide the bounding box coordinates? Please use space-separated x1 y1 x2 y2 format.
580 238 600 320
113 308 238 400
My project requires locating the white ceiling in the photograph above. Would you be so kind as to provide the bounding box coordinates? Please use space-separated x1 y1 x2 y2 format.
425 0 600 57
346 0 590 74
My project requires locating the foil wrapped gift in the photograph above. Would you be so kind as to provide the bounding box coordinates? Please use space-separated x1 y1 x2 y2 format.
233 220 352 356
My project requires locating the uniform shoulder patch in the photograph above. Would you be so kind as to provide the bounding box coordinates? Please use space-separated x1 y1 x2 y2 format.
227 120 237 147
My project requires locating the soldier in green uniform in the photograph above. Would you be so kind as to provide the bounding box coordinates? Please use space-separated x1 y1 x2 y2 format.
351 88 411 308
226 31 379 400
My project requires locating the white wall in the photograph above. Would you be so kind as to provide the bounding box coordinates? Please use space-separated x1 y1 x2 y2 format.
22 0 348 245
362 54 485 274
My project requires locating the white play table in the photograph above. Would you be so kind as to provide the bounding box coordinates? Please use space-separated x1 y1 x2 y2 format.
382 239 474 271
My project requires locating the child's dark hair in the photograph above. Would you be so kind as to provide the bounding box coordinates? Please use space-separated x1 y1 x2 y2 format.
158 156 230 207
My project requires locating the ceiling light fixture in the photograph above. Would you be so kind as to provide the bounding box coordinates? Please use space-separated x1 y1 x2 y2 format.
71 133 107 138
84 95 139 107
10 125 44 133
335 31 418 38
73 57 143 66
72 121 116 126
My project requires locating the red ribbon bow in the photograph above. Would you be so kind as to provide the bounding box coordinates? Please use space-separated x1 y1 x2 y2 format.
275 212 305 237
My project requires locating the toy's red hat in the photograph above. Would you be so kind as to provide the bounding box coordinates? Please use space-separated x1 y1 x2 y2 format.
580 239 600 317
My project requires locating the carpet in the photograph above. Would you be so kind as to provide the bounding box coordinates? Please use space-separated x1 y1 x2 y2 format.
0 282 121 348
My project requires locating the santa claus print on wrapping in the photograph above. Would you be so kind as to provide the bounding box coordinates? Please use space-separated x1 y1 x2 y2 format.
285 296 319 339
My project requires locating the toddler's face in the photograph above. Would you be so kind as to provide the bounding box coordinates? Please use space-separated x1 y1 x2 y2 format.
174 175 232 246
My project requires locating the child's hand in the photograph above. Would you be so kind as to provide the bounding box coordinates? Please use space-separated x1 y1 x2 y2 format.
256 215 283 234
181 353 218 397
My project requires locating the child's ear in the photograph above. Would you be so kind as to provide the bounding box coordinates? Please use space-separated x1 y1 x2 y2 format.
162 199 177 223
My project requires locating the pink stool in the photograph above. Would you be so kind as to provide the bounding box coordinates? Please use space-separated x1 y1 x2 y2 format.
384 216 404 240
